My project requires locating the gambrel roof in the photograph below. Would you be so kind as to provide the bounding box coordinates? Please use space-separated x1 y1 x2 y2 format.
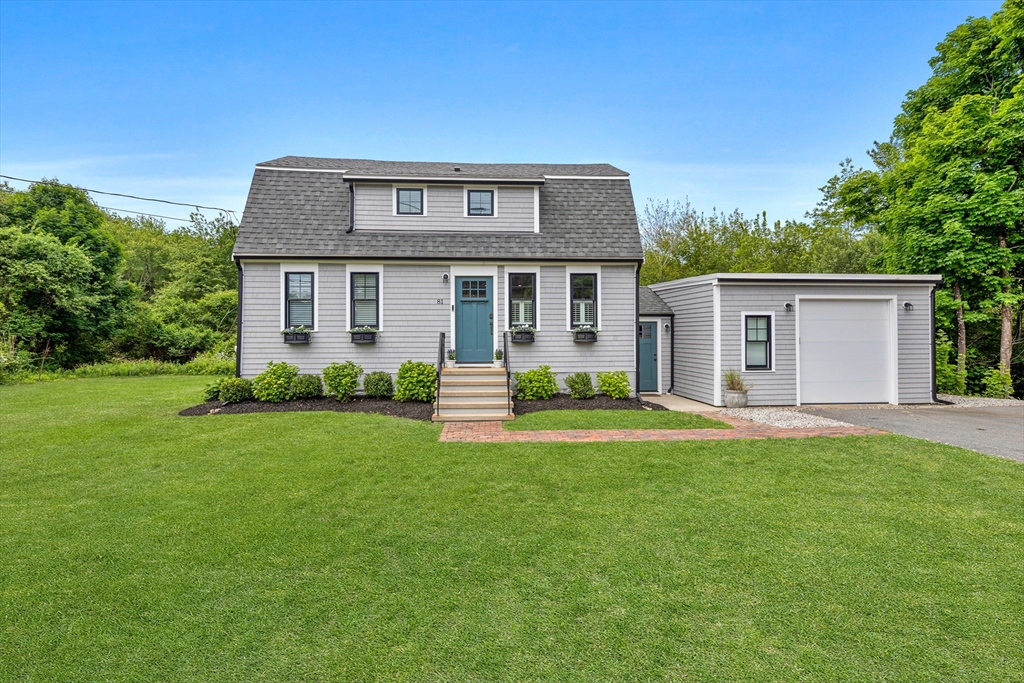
233 157 644 261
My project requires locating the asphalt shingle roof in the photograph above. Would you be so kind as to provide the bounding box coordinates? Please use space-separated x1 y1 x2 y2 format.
234 158 643 261
640 286 673 316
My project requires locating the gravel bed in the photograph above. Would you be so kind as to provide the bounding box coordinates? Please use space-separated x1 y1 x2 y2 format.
722 407 858 429
937 394 1023 407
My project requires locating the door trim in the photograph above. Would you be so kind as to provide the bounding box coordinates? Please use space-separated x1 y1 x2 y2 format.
639 317 663 394
449 266 498 354
795 295 898 406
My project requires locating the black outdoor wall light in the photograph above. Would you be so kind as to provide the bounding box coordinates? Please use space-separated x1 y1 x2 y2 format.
903 301 914 311
784 302 794 312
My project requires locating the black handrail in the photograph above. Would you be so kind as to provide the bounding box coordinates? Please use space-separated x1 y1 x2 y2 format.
435 331 445 416
503 330 511 416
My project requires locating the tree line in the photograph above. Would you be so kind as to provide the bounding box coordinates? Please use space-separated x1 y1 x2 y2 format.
641 1 1022 397
0 180 238 374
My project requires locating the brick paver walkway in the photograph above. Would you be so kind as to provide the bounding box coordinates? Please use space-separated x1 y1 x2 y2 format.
439 412 885 443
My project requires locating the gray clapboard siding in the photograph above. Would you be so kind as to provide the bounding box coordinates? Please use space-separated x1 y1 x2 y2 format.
241 261 637 390
353 183 535 232
718 283 934 405
649 281 715 404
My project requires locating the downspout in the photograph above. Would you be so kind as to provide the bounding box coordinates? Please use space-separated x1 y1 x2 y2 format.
931 286 937 403
346 182 355 233
668 312 675 394
635 261 641 402
235 258 243 378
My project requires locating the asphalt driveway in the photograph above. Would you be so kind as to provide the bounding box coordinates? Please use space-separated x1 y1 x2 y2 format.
798 404 1024 462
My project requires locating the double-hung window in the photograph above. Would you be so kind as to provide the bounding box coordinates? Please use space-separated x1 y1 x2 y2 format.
285 272 313 328
509 273 535 327
351 272 379 328
396 188 423 215
467 189 494 216
744 315 771 370
570 273 596 328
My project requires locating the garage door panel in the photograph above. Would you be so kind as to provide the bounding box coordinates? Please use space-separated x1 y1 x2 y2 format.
799 299 891 404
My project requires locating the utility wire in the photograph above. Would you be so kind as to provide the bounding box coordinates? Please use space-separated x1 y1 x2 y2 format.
0 173 238 216
97 205 194 223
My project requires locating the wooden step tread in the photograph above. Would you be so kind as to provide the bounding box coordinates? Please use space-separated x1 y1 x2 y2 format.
432 413 515 422
434 401 510 409
440 378 508 386
442 367 507 375
438 390 511 398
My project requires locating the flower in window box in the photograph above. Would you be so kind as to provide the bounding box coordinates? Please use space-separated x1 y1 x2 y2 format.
281 326 312 344
510 325 536 343
348 326 378 344
572 325 598 342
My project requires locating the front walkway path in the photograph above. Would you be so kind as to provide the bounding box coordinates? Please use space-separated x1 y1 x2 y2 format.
439 412 884 443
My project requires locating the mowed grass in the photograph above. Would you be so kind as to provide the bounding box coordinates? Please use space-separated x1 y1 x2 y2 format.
1 378 1022 681
506 408 730 430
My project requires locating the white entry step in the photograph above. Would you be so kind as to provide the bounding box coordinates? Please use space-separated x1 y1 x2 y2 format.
432 366 514 422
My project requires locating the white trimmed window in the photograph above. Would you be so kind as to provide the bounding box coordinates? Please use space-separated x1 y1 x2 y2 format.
570 273 596 327
285 272 313 328
744 315 771 370
396 188 423 215
351 272 379 328
509 273 535 326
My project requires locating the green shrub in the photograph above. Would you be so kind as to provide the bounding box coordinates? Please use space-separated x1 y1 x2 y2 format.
564 372 595 399
935 331 966 395
981 365 1013 399
252 361 299 402
202 378 225 402
395 360 437 403
514 365 558 400
323 361 362 401
364 371 394 398
218 377 254 403
183 351 236 376
597 371 631 399
291 374 324 399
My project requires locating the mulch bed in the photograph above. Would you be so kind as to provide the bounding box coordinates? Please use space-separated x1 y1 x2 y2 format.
514 394 668 415
179 397 435 422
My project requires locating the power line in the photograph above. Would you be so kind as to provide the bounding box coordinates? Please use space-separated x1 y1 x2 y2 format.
0 173 238 216
97 205 194 223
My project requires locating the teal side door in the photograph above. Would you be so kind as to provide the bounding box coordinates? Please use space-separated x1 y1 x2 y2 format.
455 277 493 363
639 322 658 392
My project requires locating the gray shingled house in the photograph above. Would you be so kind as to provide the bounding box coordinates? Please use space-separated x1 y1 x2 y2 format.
233 156 651 420
233 156 941 417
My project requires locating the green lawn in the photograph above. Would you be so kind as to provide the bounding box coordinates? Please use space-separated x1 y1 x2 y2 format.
2 378 1022 681
507 408 730 430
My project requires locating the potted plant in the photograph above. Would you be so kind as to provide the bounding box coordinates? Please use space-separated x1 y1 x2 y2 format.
573 325 598 343
510 325 536 343
282 326 311 344
493 348 504 368
723 369 749 408
445 349 457 368
348 326 377 344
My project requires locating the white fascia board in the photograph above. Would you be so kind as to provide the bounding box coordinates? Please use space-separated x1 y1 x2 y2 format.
344 174 544 184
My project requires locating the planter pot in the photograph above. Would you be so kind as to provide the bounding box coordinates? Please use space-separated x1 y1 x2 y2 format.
573 330 597 343
444 360 455 368
511 332 535 343
350 331 377 344
283 332 311 344
724 389 748 408
493 360 505 368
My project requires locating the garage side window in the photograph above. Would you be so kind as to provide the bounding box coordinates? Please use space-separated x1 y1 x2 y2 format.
745 315 771 370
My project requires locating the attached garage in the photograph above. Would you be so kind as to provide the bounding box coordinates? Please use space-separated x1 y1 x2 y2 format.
647 274 941 407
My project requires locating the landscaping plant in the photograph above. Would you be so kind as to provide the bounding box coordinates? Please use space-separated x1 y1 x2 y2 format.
218 377 254 403
252 361 299 402
723 369 747 392
981 366 1013 399
394 360 437 403
202 378 225 402
363 371 394 398
291 374 324 399
596 371 632 399
323 361 363 401
514 365 558 400
564 371 595 399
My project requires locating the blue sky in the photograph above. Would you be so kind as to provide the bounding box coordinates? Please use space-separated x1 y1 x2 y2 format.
0 0 1001 226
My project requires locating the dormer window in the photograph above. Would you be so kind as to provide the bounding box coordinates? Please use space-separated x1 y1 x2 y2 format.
467 189 494 216
396 188 423 215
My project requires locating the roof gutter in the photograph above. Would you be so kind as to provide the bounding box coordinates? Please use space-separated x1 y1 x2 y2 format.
346 182 355 233
234 259 243 378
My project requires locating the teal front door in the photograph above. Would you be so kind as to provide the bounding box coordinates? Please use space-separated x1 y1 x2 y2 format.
455 277 493 362
639 322 658 392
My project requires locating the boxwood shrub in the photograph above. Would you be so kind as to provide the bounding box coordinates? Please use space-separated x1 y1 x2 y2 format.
218 377 254 403
596 371 631 399
323 361 363 401
252 361 299 402
564 372 595 399
394 360 437 403
291 374 324 399
364 371 394 398
514 365 558 400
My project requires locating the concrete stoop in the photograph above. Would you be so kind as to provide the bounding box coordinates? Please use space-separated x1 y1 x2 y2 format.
432 366 514 422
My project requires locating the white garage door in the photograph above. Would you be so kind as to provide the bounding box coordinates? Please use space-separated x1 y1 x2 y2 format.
799 299 893 404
